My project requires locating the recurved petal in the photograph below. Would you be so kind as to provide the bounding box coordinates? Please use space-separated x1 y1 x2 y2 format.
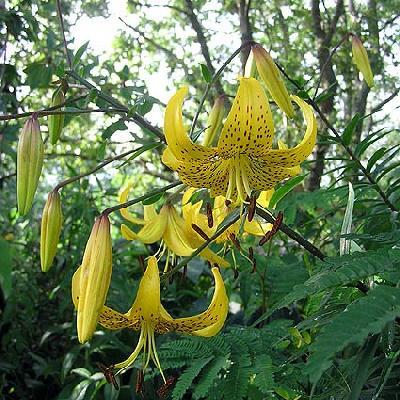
199 248 230 268
164 86 217 162
163 205 195 256
174 157 231 197
119 184 146 225
244 156 296 191
120 209 167 244
217 77 274 157
244 220 272 236
260 96 317 167
160 267 228 335
98 306 140 330
256 189 275 208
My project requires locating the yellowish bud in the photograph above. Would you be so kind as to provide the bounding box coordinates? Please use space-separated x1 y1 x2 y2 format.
76 215 112 343
40 190 63 272
48 87 65 145
17 116 44 216
252 44 295 118
244 49 257 78
202 95 225 147
352 35 374 88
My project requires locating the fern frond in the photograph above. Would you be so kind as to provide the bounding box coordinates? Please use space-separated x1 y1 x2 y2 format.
305 285 400 384
253 354 274 394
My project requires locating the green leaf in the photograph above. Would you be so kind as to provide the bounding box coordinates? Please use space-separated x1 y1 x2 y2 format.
253 355 274 394
102 119 127 139
367 148 387 172
269 175 305 208
117 142 161 168
200 64 212 83
305 286 400 384
172 357 213 400
0 240 12 299
24 62 53 88
342 113 361 146
142 191 164 205
72 42 89 68
254 248 400 325
340 182 354 256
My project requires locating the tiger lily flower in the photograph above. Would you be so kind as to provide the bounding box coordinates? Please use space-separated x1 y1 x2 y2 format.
119 184 228 267
73 257 229 380
162 77 317 202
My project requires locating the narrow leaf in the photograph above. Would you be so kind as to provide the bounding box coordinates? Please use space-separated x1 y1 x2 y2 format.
200 64 212 83
342 113 361 146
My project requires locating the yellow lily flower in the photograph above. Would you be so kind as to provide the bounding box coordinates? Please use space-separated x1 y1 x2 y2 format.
212 190 274 243
119 184 228 267
162 77 317 202
73 256 229 380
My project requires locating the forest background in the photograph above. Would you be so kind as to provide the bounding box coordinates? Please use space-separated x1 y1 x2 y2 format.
1 0 400 399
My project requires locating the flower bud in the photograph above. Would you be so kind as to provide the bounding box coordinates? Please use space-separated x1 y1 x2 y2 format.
76 215 112 343
252 44 294 118
48 87 65 145
40 190 63 272
352 35 374 88
244 49 257 78
17 116 44 216
202 95 225 147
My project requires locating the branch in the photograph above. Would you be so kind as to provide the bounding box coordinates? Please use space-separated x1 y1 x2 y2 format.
255 207 326 260
66 70 164 141
101 181 182 215
129 0 189 16
276 63 398 213
53 146 155 192
56 0 72 69
326 0 344 43
371 88 400 114
184 0 224 96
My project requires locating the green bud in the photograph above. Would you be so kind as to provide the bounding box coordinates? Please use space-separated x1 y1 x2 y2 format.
76 215 112 343
48 87 65 145
202 95 225 147
17 116 44 216
40 190 63 272
252 44 295 118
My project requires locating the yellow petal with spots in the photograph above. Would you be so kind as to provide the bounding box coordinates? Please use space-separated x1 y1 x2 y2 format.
261 96 317 167
217 77 274 158
164 86 217 161
278 140 302 175
163 267 228 335
98 306 140 330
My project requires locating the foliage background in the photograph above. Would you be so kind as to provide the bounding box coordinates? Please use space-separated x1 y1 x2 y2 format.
1 0 400 399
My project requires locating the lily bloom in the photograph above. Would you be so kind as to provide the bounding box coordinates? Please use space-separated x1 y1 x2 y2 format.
119 184 228 267
162 77 317 202
73 256 229 380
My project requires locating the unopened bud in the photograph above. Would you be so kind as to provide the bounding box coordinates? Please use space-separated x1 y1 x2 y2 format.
40 190 63 272
202 95 225 147
76 215 112 343
48 87 65 144
252 44 294 118
351 35 374 88
17 116 44 216
244 49 257 78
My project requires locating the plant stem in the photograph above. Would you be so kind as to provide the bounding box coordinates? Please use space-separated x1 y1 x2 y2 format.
189 40 255 137
56 0 72 69
277 64 398 213
53 146 152 192
256 206 326 260
66 70 164 141
102 181 182 216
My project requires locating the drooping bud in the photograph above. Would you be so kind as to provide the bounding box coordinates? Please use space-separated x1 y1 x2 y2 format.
76 215 112 343
17 116 44 216
244 49 257 78
202 95 225 147
40 190 63 272
351 35 374 88
252 44 295 118
48 87 65 145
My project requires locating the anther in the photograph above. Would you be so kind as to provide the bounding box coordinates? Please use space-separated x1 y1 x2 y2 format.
206 202 214 228
229 233 241 251
97 363 119 390
247 195 256 222
259 211 284 246
136 369 144 395
192 223 210 241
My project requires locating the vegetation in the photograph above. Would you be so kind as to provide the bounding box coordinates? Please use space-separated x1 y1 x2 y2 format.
1 1 399 399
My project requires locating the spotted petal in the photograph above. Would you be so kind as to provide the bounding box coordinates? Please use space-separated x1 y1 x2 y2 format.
98 306 140 330
217 77 274 157
260 96 317 167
